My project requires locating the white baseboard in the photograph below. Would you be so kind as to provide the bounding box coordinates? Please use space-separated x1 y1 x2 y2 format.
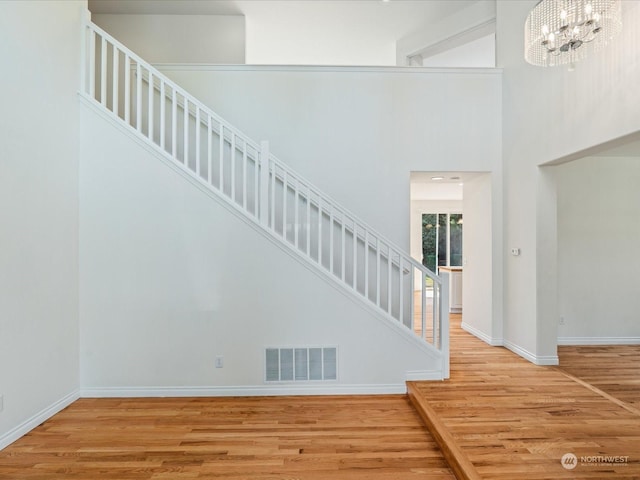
558 336 640 346
461 321 503 346
0 390 79 451
503 340 559 366
80 384 408 398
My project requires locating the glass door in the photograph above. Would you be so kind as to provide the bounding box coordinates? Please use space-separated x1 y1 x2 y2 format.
422 213 463 273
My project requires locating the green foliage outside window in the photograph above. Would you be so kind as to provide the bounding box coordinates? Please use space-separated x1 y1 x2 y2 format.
422 213 463 275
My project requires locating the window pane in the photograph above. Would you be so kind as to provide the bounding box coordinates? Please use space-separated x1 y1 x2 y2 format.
450 214 463 266
422 214 437 273
438 214 447 267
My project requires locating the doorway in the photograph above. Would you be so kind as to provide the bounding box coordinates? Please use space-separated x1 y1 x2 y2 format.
410 171 495 343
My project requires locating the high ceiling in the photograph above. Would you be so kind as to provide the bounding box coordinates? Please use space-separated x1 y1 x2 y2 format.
89 0 476 17
88 0 479 43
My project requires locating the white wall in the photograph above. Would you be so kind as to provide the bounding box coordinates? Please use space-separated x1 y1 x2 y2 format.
497 0 640 363
92 14 245 64
244 1 394 66
397 0 495 66
79 102 445 395
157 65 503 251
556 156 640 343
0 0 83 448
461 174 498 344
421 34 495 68
241 1 475 66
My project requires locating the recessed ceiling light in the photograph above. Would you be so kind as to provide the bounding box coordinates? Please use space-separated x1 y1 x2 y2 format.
459 183 464 186
431 176 444 181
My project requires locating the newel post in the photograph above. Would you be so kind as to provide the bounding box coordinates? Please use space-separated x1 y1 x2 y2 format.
259 140 270 227
439 271 450 379
80 9 92 95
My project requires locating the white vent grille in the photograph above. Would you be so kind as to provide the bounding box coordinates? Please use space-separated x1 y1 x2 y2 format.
265 347 337 382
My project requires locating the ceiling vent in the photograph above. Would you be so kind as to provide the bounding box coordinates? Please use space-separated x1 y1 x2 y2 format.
265 347 337 382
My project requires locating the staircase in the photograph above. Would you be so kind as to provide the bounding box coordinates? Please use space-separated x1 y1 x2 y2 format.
80 21 450 379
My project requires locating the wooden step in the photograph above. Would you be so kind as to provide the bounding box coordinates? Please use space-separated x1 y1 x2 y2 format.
407 381 482 480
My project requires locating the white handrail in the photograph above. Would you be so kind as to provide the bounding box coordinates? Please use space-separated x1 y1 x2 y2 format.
81 20 449 364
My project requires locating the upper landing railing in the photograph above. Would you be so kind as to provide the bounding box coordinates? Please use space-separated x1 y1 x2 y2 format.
80 20 449 377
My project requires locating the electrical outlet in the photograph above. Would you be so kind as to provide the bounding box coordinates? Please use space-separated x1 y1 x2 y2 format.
0 395 4 413
559 316 565 325
215 356 224 368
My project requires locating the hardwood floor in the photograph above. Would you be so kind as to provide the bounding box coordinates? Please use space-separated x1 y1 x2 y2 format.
410 314 640 479
558 344 640 410
0 395 455 480
2 310 639 479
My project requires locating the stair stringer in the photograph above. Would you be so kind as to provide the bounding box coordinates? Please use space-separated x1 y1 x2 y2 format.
79 95 445 397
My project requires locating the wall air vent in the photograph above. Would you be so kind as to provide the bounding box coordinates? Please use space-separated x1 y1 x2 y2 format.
265 347 337 382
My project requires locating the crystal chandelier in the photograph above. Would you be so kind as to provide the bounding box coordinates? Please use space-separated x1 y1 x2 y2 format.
524 0 622 69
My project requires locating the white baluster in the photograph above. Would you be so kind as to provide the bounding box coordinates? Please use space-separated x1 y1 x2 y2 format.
207 115 212 185
100 37 107 106
352 220 357 290
282 171 288 240
259 141 270 226
219 125 224 191
148 71 153 141
171 88 177 159
387 246 392 315
410 265 415 335
242 143 247 209
329 207 334 274
318 198 323 266
376 238 381 307
136 62 141 132
433 280 438 345
89 30 96 98
270 161 276 230
231 133 236 202
364 231 369 300
294 179 299 248
112 45 118 117
254 147 260 218
399 257 404 324
195 107 201 176
159 80 165 151
306 187 311 256
124 55 130 125
421 272 427 340
183 97 189 166
341 213 346 281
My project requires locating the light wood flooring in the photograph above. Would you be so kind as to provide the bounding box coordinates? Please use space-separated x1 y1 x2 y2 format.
0 395 455 480
411 314 640 479
558 344 640 409
2 310 639 479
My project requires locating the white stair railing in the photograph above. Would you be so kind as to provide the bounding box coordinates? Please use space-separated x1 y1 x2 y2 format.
81 21 449 375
